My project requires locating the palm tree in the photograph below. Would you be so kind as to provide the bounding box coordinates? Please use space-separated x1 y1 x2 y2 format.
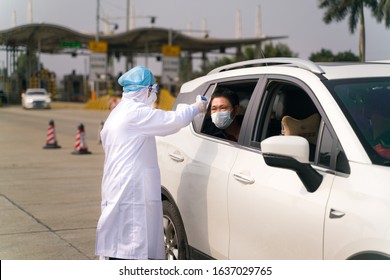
376 0 390 26
319 0 378 62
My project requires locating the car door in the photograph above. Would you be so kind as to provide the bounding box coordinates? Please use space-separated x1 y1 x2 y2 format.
182 136 239 259
172 79 258 259
157 84 234 259
227 78 335 259
159 126 237 259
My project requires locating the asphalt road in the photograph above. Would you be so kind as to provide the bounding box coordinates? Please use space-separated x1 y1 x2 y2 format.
0 105 110 259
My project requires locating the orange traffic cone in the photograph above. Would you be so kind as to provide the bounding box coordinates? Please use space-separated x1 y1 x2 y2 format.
71 123 91 155
43 120 61 149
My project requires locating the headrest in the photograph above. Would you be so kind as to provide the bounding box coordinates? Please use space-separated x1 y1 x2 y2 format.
282 113 321 144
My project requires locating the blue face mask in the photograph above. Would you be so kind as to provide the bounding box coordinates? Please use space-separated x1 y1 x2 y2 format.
211 111 233 129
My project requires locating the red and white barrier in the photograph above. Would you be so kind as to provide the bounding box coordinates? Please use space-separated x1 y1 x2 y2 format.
71 124 91 155
43 120 61 149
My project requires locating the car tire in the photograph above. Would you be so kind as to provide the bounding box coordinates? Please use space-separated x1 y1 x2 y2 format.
163 200 188 260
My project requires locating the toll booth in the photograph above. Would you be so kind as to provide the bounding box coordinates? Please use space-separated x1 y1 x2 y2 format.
29 69 57 99
63 71 88 102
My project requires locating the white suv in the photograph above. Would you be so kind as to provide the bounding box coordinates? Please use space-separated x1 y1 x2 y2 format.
157 58 390 260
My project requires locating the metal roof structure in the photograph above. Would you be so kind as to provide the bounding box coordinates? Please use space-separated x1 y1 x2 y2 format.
0 23 288 102
0 23 287 55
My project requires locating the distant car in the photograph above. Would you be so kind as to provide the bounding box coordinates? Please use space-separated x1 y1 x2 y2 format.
21 88 51 109
157 58 390 260
0 90 8 106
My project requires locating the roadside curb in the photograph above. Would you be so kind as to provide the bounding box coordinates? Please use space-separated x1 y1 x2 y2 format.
51 102 86 109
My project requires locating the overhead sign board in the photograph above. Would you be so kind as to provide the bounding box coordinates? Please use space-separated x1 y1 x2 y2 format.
161 56 180 85
60 41 81 48
89 52 107 81
88 41 108 53
161 45 181 86
162 44 181 57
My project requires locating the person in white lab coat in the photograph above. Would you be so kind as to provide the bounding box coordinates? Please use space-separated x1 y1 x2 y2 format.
95 66 207 260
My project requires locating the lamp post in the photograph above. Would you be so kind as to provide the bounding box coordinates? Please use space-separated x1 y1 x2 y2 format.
93 0 101 99
96 0 100 42
126 0 130 31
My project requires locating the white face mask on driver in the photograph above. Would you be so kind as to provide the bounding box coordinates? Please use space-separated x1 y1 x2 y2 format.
211 111 233 129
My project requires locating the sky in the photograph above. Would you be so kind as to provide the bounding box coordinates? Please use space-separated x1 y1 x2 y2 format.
1 0 390 80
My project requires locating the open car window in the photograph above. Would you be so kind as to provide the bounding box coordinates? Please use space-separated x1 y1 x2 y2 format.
253 80 321 162
200 80 257 143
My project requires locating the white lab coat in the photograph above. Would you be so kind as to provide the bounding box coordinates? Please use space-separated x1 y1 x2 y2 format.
95 88 199 260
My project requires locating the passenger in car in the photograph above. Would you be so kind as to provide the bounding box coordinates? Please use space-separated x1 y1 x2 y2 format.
202 87 242 142
366 89 390 159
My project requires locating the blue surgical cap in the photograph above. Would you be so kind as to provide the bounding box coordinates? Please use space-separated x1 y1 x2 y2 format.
118 66 156 92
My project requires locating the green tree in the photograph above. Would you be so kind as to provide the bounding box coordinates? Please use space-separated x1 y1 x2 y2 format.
16 53 42 76
262 42 298 58
309 48 359 61
189 42 297 79
376 0 390 25
319 0 379 62
335 50 360 61
309 48 336 62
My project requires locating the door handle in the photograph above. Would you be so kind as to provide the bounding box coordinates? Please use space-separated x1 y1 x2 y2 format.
233 172 255 184
168 151 184 162
329 208 346 219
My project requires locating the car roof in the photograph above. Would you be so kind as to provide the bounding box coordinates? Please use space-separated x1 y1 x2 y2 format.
180 58 390 92
319 62 390 80
26 88 48 92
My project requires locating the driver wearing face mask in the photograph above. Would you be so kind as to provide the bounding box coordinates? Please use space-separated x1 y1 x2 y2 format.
206 88 242 142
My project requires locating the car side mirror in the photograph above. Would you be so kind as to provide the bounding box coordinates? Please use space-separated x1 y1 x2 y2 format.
261 136 323 193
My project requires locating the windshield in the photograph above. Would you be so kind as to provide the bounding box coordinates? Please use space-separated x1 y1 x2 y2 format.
327 78 390 166
27 91 47 96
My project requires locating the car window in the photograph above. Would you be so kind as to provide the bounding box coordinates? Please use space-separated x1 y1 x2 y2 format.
318 123 333 168
317 122 350 173
200 80 257 143
27 91 47 95
253 80 321 161
192 83 216 132
327 78 390 165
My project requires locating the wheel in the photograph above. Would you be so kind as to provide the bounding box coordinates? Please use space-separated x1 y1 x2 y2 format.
163 200 188 260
